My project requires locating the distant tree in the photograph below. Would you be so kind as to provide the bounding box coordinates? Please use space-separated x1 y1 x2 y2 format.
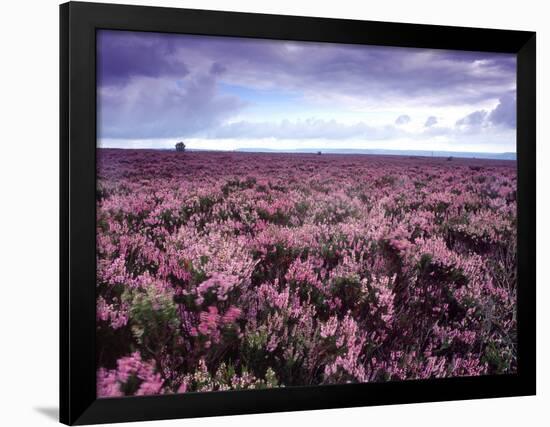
447 156 453 161
317 151 322 155
175 142 186 152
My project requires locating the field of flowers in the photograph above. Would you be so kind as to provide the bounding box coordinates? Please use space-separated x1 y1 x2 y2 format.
96 149 517 397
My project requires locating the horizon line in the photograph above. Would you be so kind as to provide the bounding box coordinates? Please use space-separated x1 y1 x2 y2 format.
96 146 516 154
97 146 517 160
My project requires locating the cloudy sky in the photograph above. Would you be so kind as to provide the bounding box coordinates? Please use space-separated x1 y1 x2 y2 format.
97 30 516 153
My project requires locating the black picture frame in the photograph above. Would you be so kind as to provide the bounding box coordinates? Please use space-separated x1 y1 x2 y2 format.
60 1 536 425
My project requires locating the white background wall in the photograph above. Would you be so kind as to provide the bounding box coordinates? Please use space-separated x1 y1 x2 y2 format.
0 0 546 425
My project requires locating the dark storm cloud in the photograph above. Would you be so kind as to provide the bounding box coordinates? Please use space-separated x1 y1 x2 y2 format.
201 40 516 106
97 30 516 140
456 110 488 127
210 62 227 75
453 92 516 134
97 31 190 86
98 71 246 139
488 93 517 128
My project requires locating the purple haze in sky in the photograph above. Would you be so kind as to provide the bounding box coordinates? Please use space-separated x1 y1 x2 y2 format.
97 30 517 153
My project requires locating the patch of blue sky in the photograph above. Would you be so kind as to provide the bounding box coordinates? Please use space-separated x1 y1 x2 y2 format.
218 82 311 119
218 82 406 125
219 82 300 104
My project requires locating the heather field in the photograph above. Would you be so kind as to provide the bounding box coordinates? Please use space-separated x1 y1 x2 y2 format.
96 149 517 397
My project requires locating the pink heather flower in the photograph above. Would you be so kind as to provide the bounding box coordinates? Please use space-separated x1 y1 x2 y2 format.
266 335 279 352
196 273 240 304
116 352 142 383
389 238 411 252
97 149 517 391
97 368 123 398
98 352 164 397
197 306 222 340
320 316 338 338
222 306 242 324
97 297 129 329
136 373 164 396
177 381 188 394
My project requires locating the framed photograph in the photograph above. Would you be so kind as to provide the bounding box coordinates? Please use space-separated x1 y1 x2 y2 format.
60 1 536 424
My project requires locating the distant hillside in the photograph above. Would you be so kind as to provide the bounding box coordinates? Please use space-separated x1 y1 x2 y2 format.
235 147 516 160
